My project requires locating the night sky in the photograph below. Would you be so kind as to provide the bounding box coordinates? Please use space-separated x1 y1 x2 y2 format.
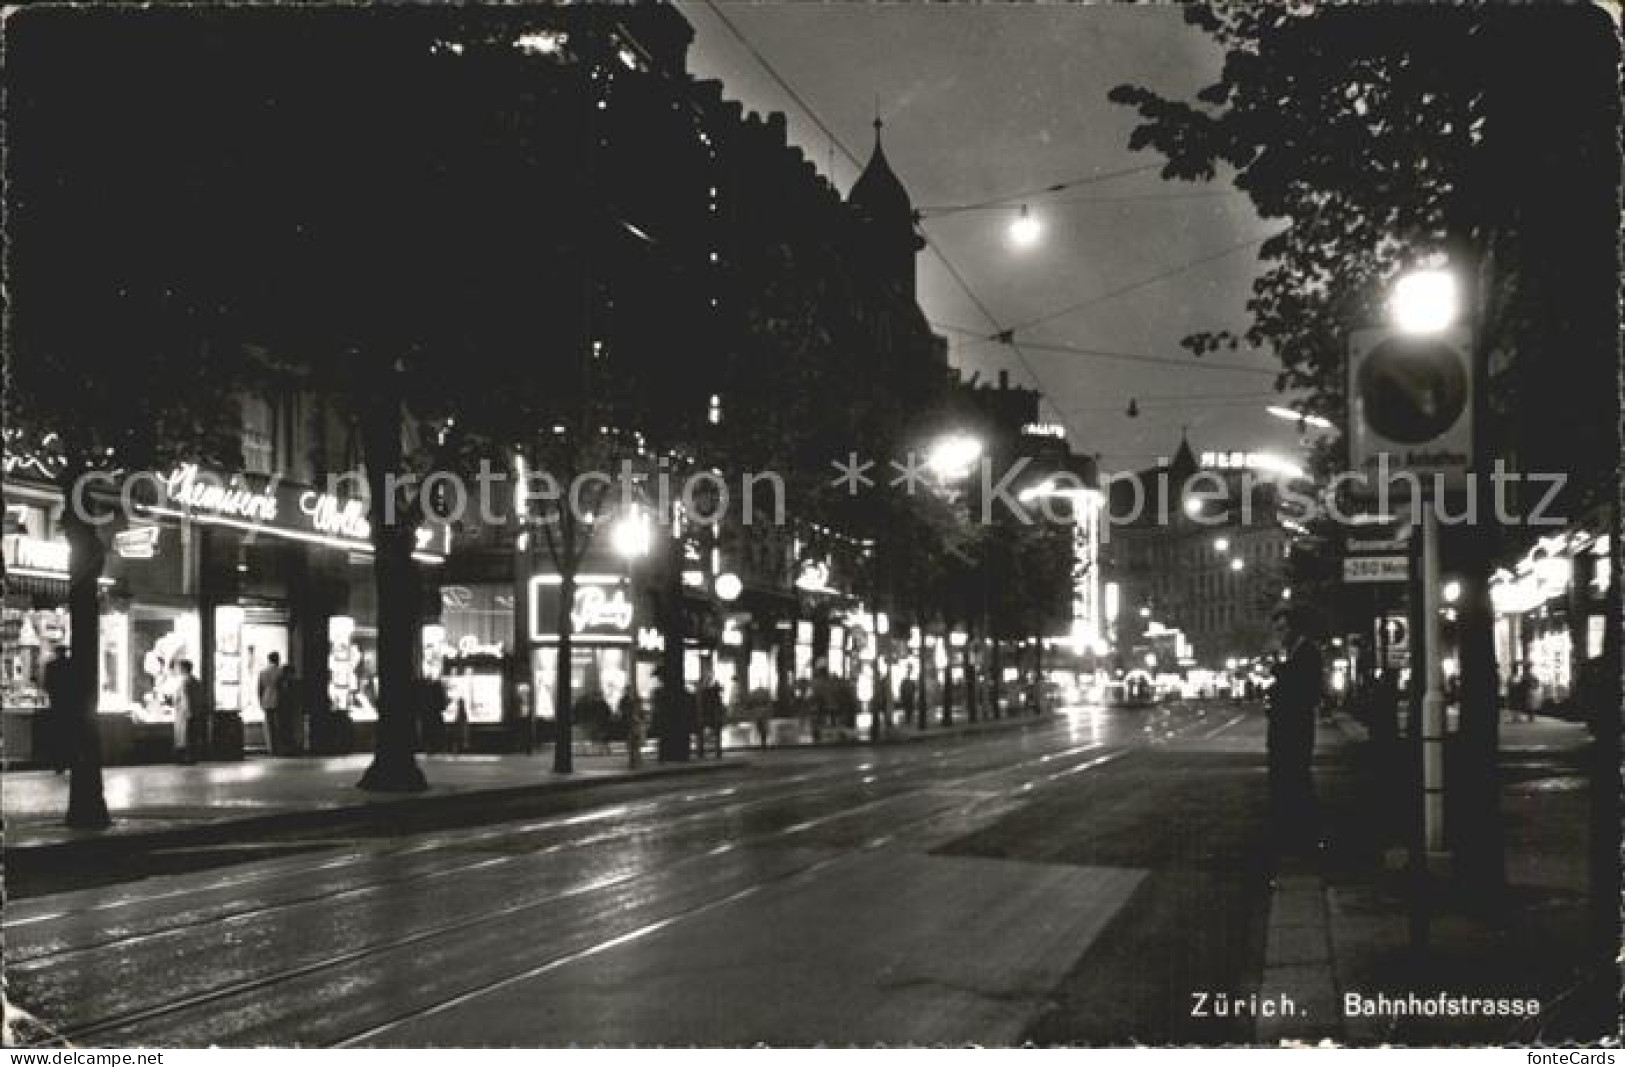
681 2 1310 473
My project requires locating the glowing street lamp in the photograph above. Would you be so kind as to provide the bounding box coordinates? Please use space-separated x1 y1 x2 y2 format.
927 434 983 481
1008 204 1041 249
1390 268 1460 336
611 510 652 559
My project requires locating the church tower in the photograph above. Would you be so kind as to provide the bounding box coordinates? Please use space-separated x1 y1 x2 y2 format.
848 117 927 299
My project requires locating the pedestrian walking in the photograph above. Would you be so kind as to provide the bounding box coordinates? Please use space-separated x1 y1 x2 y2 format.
1267 613 1323 850
39 646 73 773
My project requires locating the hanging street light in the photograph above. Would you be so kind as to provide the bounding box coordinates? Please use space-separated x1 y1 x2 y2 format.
1007 204 1041 249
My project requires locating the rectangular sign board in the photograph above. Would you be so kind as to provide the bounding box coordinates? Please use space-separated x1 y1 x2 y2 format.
1343 555 1410 583
1347 533 1411 552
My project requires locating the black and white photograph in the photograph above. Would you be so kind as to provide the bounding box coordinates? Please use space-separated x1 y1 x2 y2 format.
1 1 1620 1050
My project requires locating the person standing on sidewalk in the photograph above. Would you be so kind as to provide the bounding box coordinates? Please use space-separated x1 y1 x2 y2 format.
173 659 207 764
39 646 73 773
1267 612 1324 848
258 651 287 756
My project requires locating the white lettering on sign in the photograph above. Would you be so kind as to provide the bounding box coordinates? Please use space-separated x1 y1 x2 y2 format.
299 491 370 540
571 585 633 633
4 534 70 574
1343 556 1409 583
1021 422 1067 439
166 464 279 522
114 526 161 559
455 635 505 657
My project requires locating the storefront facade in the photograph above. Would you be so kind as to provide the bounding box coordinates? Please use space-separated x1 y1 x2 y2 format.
3 463 446 764
1492 525 1612 713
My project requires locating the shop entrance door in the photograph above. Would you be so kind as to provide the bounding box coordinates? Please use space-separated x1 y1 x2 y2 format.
218 605 289 752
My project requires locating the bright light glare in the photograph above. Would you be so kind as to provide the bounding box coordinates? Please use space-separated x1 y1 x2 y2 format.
1230 558 1245 572
1008 206 1041 249
1184 497 1203 517
1214 537 1230 553
927 435 983 480
611 512 651 559
1391 269 1460 335
1267 405 1334 430
1442 580 1461 604
1248 453 1308 480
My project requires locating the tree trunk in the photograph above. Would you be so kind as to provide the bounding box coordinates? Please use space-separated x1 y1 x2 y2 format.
356 399 427 793
1034 635 1047 716
1455 541 1502 894
59 491 111 830
964 633 979 724
553 548 577 775
990 637 1003 718
911 611 927 733
1590 512 1621 978
657 533 690 762
940 631 954 728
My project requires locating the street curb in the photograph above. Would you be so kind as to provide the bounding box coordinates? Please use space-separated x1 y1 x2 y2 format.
1256 861 1343 1046
3 758 745 871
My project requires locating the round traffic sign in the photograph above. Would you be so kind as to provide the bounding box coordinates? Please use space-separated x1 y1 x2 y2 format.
1357 336 1468 443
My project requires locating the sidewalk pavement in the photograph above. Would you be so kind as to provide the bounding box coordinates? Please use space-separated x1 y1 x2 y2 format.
1257 709 1609 1045
3 751 742 857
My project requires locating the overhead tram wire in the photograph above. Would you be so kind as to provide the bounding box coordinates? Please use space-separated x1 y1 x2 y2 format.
912 161 1165 214
998 229 1282 337
700 0 1081 439
931 320 1280 377
1017 338 1279 377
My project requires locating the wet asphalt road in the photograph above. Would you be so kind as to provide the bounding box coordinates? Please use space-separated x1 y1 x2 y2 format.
5 701 1278 1047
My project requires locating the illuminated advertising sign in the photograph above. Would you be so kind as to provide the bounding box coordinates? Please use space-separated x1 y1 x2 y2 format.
140 464 446 562
529 575 634 644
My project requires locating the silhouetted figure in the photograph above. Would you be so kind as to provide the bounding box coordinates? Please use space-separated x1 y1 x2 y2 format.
450 697 471 755
579 689 613 756
40 646 73 773
696 679 724 758
258 651 289 755
174 659 207 764
419 676 449 754
618 689 644 767
1268 622 1323 849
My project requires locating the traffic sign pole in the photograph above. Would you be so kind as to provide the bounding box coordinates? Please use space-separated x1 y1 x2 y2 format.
1420 501 1446 856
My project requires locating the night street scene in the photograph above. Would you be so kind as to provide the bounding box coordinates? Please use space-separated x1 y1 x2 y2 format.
1 1 1620 1051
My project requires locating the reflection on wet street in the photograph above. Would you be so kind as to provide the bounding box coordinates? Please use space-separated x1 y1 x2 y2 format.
7 702 1273 1047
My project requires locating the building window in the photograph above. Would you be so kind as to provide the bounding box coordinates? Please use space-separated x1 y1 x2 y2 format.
242 394 274 475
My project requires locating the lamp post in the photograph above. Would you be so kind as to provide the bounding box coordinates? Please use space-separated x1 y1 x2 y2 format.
612 508 651 768
924 433 984 726
1390 265 1461 861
